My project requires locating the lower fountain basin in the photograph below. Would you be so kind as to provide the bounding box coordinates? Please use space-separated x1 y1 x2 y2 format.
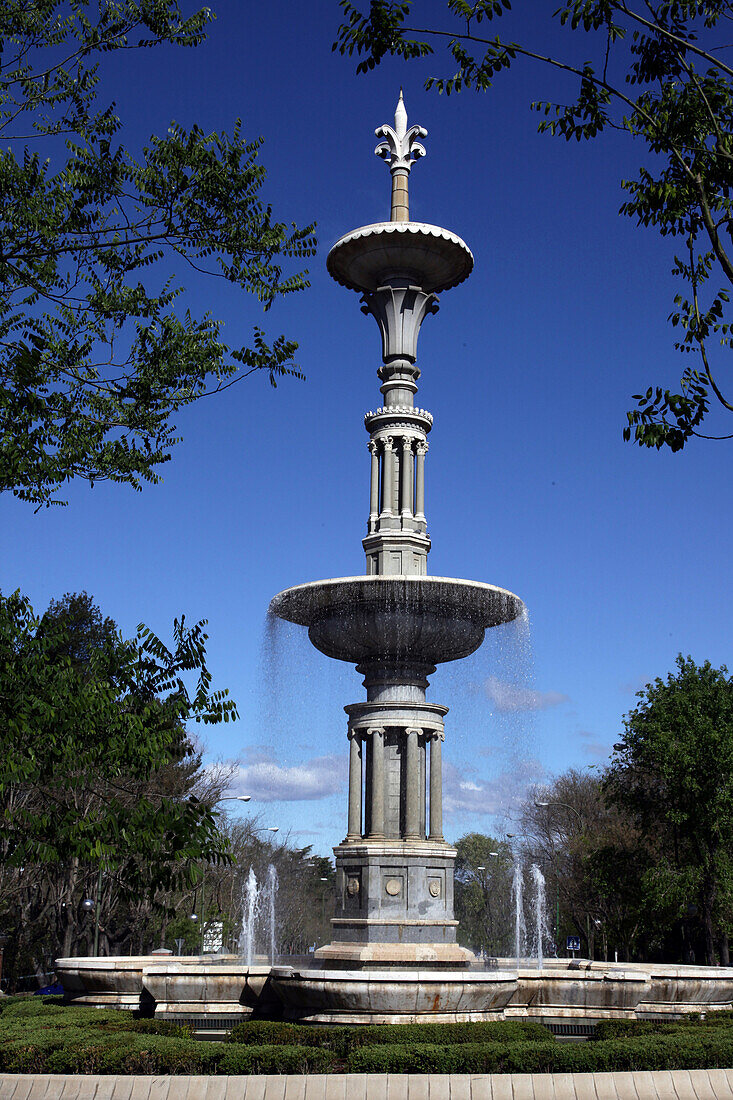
269 966 518 1024
55 956 733 1028
269 576 524 666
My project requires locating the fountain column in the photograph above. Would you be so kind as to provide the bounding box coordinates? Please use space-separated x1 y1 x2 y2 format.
347 731 362 840
380 439 395 526
404 727 421 840
429 732 444 841
368 440 379 534
367 727 385 839
415 441 428 531
400 438 413 526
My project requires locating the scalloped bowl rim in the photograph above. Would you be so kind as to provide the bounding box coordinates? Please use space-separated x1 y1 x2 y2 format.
269 575 524 628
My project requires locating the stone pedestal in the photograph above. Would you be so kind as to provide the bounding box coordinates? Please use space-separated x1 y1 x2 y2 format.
315 663 473 970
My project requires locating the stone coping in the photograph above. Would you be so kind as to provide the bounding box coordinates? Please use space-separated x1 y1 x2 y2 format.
3 1071 733 1099
272 967 517 983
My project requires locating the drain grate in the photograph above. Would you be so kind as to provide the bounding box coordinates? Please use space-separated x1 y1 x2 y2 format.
161 1015 242 1032
544 1020 596 1038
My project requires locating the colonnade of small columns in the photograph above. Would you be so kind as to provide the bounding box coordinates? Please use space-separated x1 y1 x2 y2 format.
368 436 428 533
346 726 443 843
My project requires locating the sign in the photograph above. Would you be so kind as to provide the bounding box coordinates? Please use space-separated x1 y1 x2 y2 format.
203 920 224 953
566 936 581 953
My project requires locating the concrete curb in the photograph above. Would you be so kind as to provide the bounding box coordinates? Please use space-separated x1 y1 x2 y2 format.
2 1072 733 1100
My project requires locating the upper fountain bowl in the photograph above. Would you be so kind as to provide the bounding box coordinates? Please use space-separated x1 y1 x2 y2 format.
327 222 473 294
269 576 523 668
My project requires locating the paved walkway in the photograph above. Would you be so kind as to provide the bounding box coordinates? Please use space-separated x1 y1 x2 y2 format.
1 1073 733 1100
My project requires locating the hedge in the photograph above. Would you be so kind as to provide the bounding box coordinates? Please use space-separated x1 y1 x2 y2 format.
593 1015 733 1041
227 1018 552 1054
345 1032 733 1074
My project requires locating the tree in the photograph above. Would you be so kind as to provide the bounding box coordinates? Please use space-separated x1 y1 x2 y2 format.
454 833 514 957
0 2 316 508
606 654 733 965
0 589 239 982
520 769 648 962
0 590 236 878
335 0 733 451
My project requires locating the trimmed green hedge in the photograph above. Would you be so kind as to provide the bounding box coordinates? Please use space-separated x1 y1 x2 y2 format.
346 1032 733 1074
3 998 733 1075
593 1015 733 1041
227 1018 552 1054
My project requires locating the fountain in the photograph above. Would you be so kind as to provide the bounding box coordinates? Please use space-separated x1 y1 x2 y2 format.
54 95 733 1031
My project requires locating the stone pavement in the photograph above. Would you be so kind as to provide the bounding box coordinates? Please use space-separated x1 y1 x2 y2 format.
1 1073 733 1099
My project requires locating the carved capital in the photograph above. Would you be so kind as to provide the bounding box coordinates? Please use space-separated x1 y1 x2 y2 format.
366 726 385 740
405 727 423 737
382 437 394 453
430 730 445 743
368 439 379 457
416 440 429 457
401 437 414 454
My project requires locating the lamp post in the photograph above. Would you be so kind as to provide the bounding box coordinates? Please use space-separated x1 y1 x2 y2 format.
81 866 103 957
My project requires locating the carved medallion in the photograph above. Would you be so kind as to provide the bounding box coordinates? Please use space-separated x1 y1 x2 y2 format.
385 878 402 896
346 877 360 896
428 878 441 898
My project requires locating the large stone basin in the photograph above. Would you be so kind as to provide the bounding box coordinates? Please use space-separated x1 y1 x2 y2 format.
269 966 518 1024
269 576 524 667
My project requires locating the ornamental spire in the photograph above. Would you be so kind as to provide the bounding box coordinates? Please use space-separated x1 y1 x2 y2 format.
375 91 427 222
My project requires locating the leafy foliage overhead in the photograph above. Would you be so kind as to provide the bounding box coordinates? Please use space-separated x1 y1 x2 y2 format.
0 1 316 507
335 0 733 451
0 589 236 887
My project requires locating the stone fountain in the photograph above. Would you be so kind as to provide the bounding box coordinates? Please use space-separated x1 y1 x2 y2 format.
54 95 733 1030
264 93 524 1020
270 91 522 976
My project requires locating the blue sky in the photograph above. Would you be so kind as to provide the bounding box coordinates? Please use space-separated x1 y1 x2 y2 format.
2 1 731 855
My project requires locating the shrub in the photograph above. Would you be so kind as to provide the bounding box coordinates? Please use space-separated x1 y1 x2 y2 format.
218 1044 338 1075
593 1016 733 1041
227 1017 552 1055
345 1032 733 1074
227 1020 346 1048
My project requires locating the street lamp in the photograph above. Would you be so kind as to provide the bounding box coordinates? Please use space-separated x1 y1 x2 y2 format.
81 867 103 957
534 801 583 826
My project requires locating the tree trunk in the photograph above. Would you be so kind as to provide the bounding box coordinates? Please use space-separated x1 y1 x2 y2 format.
703 895 716 966
721 932 730 967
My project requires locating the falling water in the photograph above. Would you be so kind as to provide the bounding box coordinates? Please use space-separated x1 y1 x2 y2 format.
267 863 278 965
530 863 550 972
238 868 259 965
511 862 526 968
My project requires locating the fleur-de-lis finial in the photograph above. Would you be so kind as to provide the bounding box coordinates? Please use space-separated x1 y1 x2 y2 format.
375 91 427 222
375 90 427 174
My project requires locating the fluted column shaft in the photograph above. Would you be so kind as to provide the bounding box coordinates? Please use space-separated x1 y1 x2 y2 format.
368 727 385 839
381 438 395 519
400 438 413 524
404 727 421 839
415 441 427 527
368 441 379 532
347 732 362 840
429 733 443 841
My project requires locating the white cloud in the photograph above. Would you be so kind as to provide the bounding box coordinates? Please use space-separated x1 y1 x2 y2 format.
442 758 544 816
229 753 347 803
577 730 611 761
484 676 569 713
